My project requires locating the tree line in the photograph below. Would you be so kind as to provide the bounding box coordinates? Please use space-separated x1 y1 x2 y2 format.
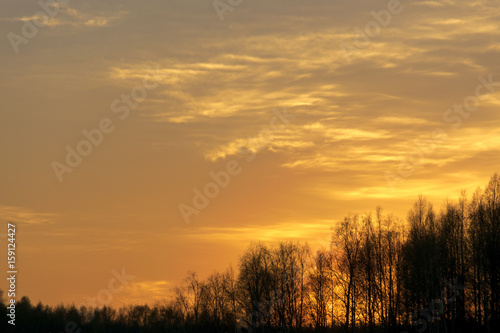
1 173 500 333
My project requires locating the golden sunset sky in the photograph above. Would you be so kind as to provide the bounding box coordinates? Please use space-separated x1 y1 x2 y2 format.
1 0 499 307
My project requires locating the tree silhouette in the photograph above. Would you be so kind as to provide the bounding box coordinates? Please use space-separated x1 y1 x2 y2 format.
2 173 500 332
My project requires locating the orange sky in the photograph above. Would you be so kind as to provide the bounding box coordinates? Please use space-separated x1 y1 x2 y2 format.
1 0 500 307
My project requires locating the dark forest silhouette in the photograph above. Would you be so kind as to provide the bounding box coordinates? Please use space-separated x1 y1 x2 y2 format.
2 173 500 333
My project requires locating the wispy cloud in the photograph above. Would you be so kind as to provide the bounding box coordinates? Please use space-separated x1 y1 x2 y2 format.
1 5 126 28
0 205 57 224
120 280 171 305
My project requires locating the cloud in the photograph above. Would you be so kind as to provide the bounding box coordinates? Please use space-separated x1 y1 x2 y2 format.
1 5 126 28
1 0 500 308
119 280 171 305
183 221 332 244
0 205 57 225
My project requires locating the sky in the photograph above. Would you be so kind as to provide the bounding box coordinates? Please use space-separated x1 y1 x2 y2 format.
0 0 500 307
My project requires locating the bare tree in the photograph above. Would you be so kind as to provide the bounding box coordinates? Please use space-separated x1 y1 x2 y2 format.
332 213 362 333
309 250 330 331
